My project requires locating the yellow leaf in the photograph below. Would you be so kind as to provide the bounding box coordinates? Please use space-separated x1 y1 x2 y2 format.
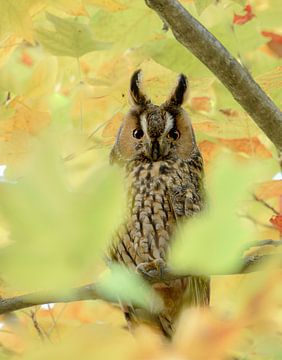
46 0 88 16
24 56 58 99
84 0 128 12
102 112 123 138
0 100 50 168
0 0 34 42
0 35 20 68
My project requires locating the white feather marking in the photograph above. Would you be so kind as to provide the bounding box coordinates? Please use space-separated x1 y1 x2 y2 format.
165 112 174 133
140 113 148 136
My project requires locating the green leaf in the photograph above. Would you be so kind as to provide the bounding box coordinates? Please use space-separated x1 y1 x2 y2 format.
194 0 214 15
144 38 211 76
0 133 123 289
169 155 259 275
97 264 163 312
231 0 246 5
35 13 111 58
90 8 162 51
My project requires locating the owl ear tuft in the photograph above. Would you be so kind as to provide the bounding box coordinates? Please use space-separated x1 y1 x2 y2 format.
167 74 189 106
129 69 150 106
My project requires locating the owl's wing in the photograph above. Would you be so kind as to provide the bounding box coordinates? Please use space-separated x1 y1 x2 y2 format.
169 149 205 219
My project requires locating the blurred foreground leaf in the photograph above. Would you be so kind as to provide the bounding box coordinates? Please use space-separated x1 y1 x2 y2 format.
20 323 135 360
0 133 123 289
97 264 163 312
170 155 258 275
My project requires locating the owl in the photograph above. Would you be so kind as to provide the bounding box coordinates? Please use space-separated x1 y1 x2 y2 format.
109 70 209 337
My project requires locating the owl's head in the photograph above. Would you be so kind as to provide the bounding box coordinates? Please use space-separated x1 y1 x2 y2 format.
110 70 197 165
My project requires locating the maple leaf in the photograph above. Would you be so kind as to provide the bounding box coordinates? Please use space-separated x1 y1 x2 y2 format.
35 13 111 58
261 31 282 58
233 5 255 25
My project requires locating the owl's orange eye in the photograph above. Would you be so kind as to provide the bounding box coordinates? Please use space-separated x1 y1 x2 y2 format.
133 129 144 139
167 129 180 140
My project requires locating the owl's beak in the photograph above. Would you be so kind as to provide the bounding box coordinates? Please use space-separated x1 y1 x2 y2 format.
150 140 160 161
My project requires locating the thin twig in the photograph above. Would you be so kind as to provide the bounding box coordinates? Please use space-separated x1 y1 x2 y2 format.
253 194 279 215
30 309 45 341
240 213 274 229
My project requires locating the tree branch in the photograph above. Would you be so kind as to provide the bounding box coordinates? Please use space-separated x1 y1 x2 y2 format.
145 0 282 151
1 241 282 315
0 283 116 315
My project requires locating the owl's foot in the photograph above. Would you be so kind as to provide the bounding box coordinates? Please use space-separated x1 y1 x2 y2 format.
136 258 167 283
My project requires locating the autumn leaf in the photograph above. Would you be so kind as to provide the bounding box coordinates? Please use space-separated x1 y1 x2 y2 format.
261 31 282 58
102 112 123 138
20 51 33 67
190 96 212 112
233 5 255 25
218 137 272 159
198 140 220 164
35 13 111 57
24 57 58 100
270 215 282 232
0 0 34 42
85 0 128 12
0 35 20 68
255 180 282 199
256 66 282 92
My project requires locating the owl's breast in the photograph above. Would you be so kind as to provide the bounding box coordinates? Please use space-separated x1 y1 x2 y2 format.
111 160 192 267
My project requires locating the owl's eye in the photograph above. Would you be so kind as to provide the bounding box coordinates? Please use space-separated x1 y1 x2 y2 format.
167 128 180 140
133 129 144 139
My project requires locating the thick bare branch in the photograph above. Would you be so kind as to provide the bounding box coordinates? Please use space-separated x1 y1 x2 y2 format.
145 0 282 151
0 283 113 315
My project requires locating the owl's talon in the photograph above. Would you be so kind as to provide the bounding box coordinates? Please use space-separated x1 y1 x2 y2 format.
136 258 167 282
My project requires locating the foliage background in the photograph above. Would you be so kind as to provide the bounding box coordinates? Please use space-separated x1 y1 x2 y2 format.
0 0 282 359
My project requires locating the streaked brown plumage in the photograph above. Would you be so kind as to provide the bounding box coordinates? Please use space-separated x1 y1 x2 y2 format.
109 70 209 337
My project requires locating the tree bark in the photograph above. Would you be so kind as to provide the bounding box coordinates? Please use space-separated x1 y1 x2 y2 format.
145 0 282 152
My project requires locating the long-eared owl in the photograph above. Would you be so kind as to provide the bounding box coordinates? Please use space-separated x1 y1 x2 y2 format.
109 70 209 337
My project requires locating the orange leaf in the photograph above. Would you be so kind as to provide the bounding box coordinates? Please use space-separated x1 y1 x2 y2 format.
198 140 221 164
218 137 272 158
262 31 282 58
233 5 255 25
270 215 282 232
190 97 212 112
255 180 282 199
20 51 33 67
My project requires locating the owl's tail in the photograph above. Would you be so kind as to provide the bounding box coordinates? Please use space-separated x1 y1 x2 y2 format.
157 276 210 338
